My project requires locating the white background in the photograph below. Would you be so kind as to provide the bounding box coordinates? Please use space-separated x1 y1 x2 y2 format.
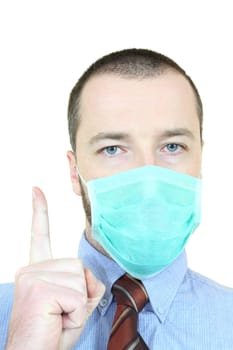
0 1 233 286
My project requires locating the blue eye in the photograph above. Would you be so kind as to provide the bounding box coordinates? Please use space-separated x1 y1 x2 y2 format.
104 146 119 155
166 143 180 152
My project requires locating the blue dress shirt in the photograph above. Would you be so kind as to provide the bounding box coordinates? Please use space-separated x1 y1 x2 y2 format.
1 234 233 349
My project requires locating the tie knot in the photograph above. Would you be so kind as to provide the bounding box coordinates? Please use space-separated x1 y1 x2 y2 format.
112 274 148 312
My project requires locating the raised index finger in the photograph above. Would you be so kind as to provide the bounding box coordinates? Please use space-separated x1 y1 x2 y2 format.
30 186 52 264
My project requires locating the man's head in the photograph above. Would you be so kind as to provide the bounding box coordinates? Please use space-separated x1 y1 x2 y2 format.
66 48 203 251
68 48 203 153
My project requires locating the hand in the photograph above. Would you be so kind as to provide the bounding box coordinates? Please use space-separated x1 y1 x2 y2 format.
6 187 105 350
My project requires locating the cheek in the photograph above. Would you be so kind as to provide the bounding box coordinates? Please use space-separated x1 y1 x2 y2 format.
183 157 202 177
169 151 202 177
76 154 97 181
80 158 116 180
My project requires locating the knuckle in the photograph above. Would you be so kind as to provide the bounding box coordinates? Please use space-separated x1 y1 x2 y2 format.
15 271 32 289
15 266 29 282
71 258 83 270
63 258 84 275
15 266 24 279
15 269 43 292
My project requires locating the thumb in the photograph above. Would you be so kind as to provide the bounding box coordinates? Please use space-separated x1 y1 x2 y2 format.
84 268 106 317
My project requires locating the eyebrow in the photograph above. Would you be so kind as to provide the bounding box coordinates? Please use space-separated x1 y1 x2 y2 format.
89 128 195 145
89 132 131 145
158 128 195 140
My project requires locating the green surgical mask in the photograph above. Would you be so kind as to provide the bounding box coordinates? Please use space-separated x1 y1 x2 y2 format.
80 166 202 279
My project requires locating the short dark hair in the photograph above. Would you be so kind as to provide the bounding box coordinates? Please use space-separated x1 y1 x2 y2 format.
68 48 203 153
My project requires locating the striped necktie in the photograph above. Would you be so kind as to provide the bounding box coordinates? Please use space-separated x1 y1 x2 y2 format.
107 274 149 350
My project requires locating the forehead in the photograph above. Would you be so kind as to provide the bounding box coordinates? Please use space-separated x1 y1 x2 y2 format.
78 72 199 135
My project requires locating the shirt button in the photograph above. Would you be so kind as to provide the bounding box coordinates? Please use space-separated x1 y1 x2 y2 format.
157 307 164 315
99 298 108 307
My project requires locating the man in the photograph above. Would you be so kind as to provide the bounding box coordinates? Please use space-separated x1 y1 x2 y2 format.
1 48 233 349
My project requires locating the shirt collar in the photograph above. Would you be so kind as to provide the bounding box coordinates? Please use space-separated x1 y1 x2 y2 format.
78 233 187 322
142 251 187 322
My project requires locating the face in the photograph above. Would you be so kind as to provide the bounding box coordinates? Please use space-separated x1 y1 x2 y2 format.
67 71 202 252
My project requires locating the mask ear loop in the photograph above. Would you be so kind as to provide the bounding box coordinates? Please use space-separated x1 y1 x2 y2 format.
75 165 87 185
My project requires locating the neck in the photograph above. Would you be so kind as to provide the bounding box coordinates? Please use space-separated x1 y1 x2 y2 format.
85 219 112 259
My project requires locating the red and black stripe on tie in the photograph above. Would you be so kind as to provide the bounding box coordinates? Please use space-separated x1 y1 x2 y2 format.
107 274 149 350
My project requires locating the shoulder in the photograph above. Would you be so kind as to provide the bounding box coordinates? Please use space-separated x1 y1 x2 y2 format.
183 269 233 308
0 283 14 349
171 269 233 335
186 268 233 293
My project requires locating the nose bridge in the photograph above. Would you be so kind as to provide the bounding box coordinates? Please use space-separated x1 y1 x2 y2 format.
135 140 158 167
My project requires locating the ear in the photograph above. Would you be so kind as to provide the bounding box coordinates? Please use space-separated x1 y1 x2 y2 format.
66 150 81 196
